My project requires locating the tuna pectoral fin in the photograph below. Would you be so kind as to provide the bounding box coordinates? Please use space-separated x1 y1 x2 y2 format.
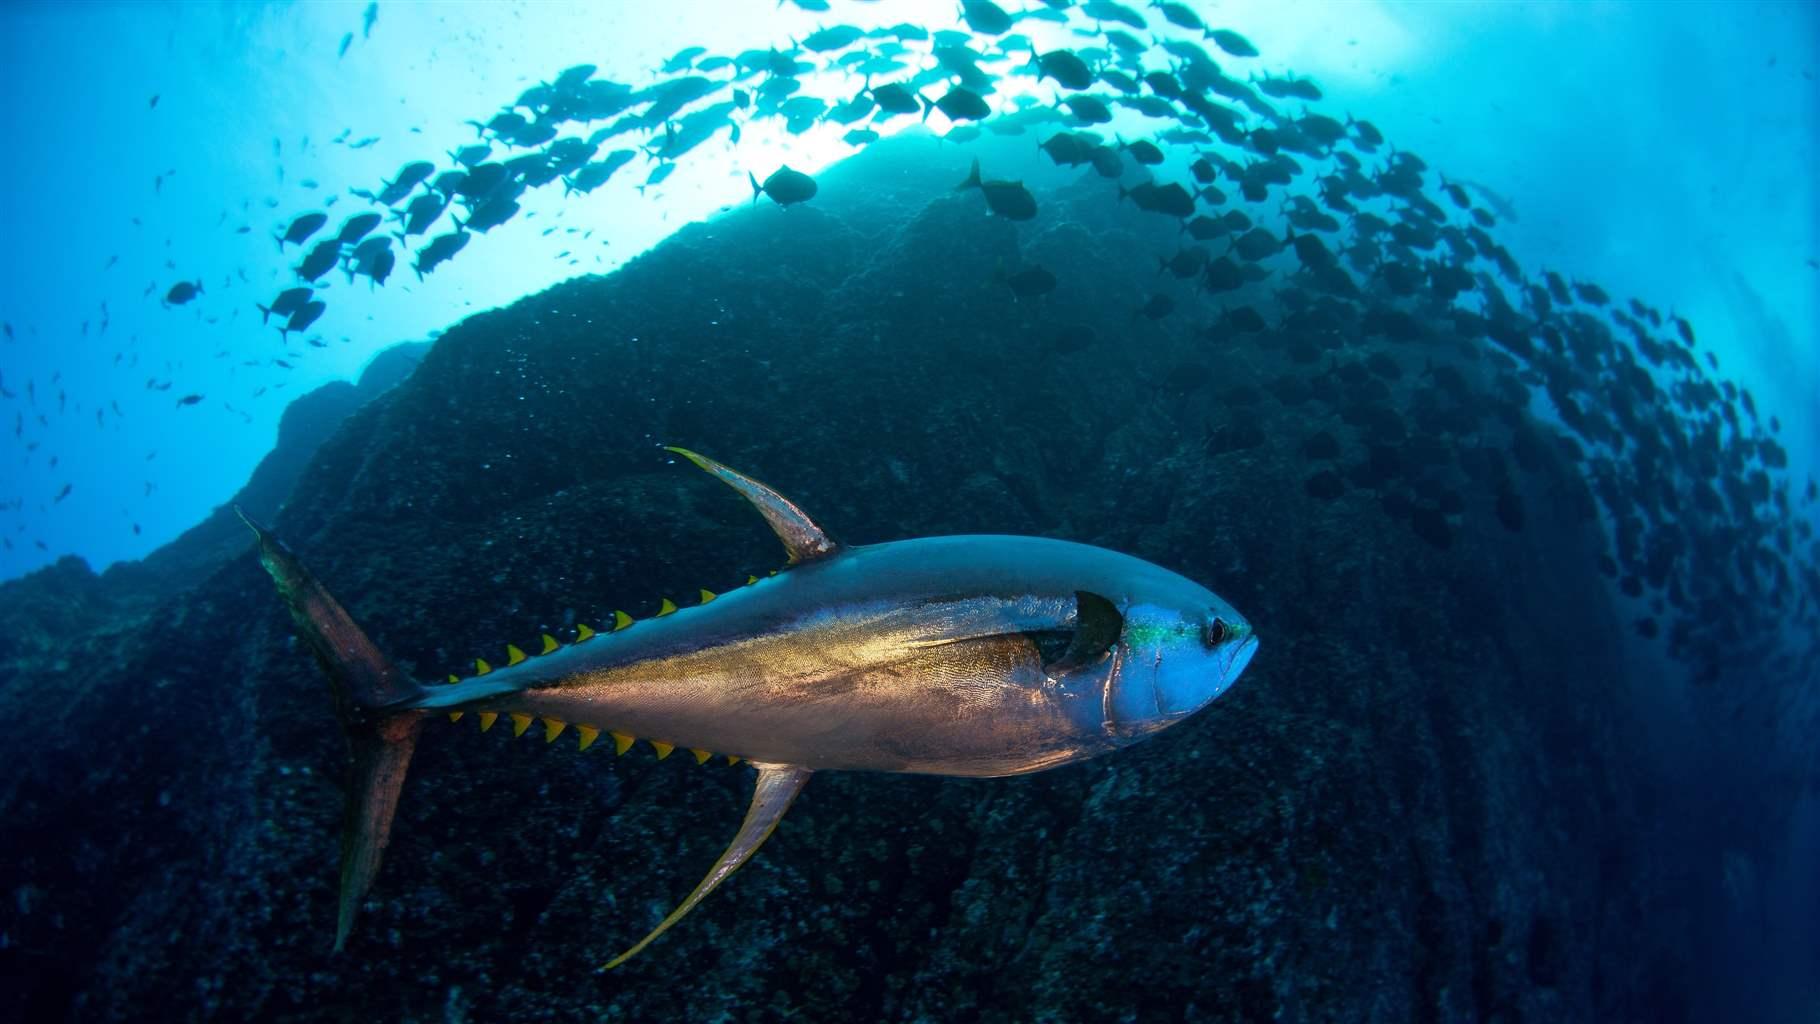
601 763 811 970
237 507 428 952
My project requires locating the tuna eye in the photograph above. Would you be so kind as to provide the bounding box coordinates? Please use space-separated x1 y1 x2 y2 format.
1204 617 1232 647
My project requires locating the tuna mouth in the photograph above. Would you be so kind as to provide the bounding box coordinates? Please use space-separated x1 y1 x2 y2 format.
1226 635 1260 683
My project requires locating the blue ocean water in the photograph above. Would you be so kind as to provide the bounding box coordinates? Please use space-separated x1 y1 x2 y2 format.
0 2 1815 1020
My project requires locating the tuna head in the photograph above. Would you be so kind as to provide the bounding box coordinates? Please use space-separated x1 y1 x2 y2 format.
1090 569 1257 741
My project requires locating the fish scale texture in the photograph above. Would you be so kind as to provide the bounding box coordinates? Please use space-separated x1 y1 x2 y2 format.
0 138 1709 1023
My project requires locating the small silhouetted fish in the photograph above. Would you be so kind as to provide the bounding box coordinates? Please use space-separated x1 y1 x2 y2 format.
1231 227 1280 261
449 144 490 167
870 82 922 116
296 239 340 281
843 128 880 146
961 0 1013 35
661 45 706 72
396 191 448 235
1572 281 1610 305
956 159 1037 220
1120 137 1164 165
164 280 202 305
1039 131 1096 167
1302 432 1341 460
283 300 325 336
1119 181 1195 218
640 162 676 191
53 483 71 503
336 212 382 244
1204 257 1244 292
1082 0 1148 30
1031 47 1093 90
278 211 327 250
1409 507 1451 549
378 160 436 205
257 286 312 324
803 25 864 52
176 394 203 407
1154 2 1204 30
459 196 520 232
1207 29 1259 58
1137 294 1175 320
338 32 352 59
997 265 1057 298
1144 71 1182 99
926 86 991 122
414 231 468 278
1061 94 1112 124
1183 215 1228 241
1158 248 1207 278
750 165 817 206
1304 471 1345 500
1258 74 1322 101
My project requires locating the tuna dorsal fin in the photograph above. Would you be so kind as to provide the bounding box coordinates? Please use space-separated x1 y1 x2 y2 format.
600 762 812 970
664 447 837 564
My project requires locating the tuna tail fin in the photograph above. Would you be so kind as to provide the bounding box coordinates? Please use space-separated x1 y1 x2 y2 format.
956 157 982 192
748 171 762 205
237 507 427 953
256 303 272 325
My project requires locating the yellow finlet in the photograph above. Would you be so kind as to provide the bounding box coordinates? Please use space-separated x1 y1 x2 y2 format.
576 622 597 641
475 658 492 676
698 588 717 604
656 597 678 617
478 711 499 732
610 730 635 755
575 724 600 751
539 633 559 655
446 674 460 684
613 610 634 631
505 644 527 667
768 569 779 576
746 574 759 585
542 718 567 742
650 740 675 760
690 748 712 765
448 712 464 723
725 754 742 766
510 713 533 737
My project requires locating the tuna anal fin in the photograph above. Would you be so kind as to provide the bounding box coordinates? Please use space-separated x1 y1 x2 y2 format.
600 763 811 970
663 447 837 564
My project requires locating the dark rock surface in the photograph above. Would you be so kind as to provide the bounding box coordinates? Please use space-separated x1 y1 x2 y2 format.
0 137 1773 1022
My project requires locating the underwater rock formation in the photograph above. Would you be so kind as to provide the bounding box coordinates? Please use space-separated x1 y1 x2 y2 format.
0 137 1769 1022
